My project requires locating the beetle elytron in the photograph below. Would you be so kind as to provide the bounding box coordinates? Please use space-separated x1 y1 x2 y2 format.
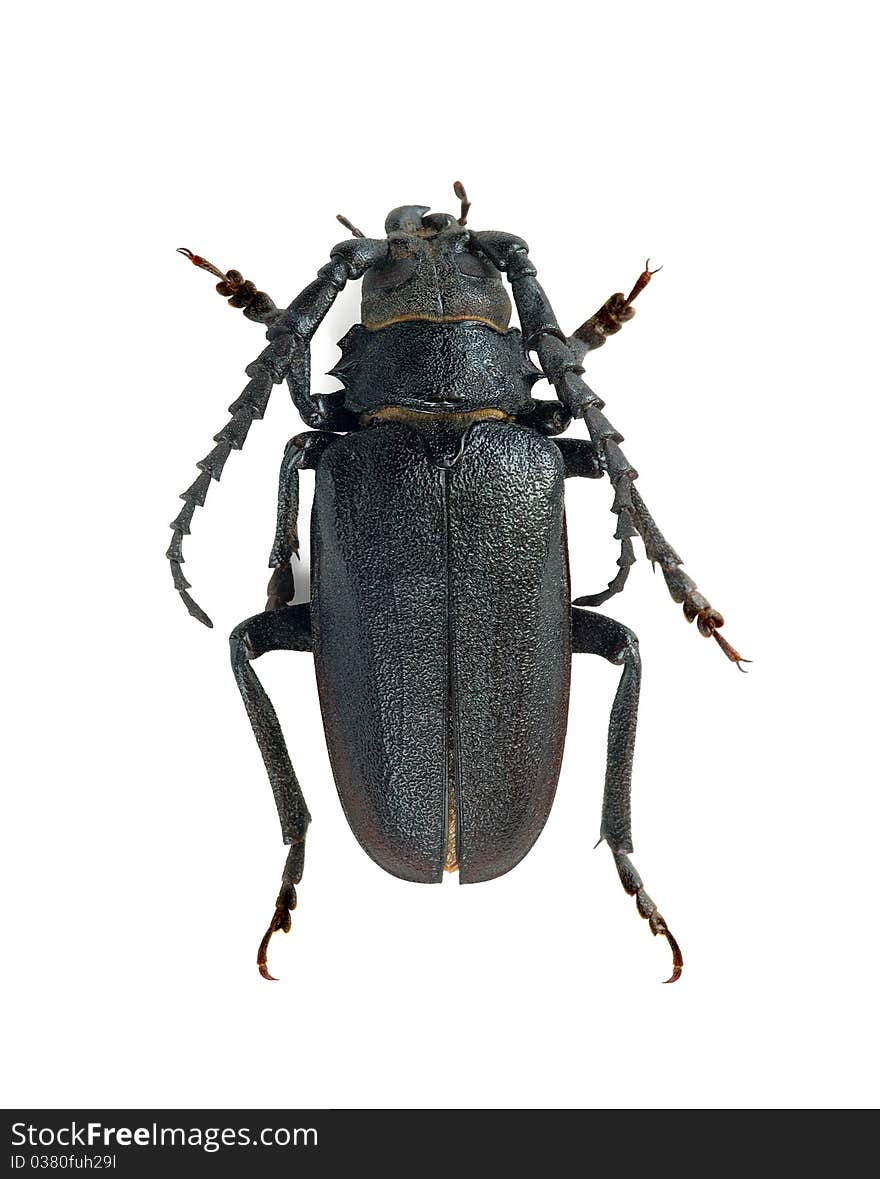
168 183 746 983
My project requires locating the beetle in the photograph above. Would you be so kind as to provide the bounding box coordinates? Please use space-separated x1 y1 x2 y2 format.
168 183 746 983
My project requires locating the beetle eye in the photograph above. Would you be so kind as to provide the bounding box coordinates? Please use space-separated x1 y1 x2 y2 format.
363 256 418 291
455 252 495 279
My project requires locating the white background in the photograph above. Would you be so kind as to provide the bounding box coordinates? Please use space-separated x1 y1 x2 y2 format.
3 1 878 1110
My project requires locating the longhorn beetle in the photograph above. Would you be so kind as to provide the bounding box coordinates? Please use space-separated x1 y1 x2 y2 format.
169 182 746 983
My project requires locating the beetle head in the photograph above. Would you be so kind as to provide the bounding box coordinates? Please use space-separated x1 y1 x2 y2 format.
383 205 461 236
361 202 512 332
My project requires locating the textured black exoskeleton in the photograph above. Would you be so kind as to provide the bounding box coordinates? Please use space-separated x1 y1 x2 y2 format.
169 184 746 983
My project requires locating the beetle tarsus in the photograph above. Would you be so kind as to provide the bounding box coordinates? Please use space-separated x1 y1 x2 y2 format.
257 890 296 982
658 923 684 985
177 246 227 281
687 600 751 671
613 851 684 985
177 246 277 318
569 259 660 356
710 627 751 670
624 258 662 309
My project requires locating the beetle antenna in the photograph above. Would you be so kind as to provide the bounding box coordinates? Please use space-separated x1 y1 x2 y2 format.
170 250 283 626
453 180 470 226
336 214 365 238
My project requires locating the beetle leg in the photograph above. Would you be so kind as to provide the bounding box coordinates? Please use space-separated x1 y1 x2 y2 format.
574 466 638 607
557 439 639 607
229 604 313 980
554 437 603 480
572 607 683 983
266 431 339 611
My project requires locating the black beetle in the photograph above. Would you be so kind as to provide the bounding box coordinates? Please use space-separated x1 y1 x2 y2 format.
169 183 745 983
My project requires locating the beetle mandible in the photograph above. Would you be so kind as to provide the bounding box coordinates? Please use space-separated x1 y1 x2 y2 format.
169 182 746 983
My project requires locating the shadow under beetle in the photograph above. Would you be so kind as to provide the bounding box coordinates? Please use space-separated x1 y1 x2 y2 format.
169 182 746 983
